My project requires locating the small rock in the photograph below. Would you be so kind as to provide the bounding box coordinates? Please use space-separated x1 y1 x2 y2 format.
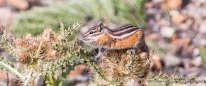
170 10 185 24
185 3 202 21
166 0 182 9
199 21 206 33
179 23 189 30
163 54 181 67
191 56 202 67
193 48 199 57
160 26 175 38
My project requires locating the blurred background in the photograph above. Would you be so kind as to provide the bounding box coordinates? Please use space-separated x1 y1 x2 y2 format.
1 0 206 86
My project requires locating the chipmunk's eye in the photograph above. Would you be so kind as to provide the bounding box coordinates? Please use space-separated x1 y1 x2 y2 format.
89 31 94 34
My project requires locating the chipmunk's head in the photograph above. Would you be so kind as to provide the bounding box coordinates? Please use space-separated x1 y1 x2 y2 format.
82 22 108 43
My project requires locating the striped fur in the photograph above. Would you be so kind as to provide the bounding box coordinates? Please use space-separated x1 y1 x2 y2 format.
107 24 141 35
105 24 142 39
82 23 143 49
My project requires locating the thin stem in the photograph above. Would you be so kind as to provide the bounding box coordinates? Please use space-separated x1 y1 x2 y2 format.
35 40 43 58
24 69 32 86
0 61 25 80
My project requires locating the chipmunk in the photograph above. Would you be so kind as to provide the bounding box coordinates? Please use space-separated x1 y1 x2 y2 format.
80 22 149 60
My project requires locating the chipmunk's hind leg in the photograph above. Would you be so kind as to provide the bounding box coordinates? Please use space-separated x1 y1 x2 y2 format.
127 44 141 55
94 48 107 60
126 48 140 55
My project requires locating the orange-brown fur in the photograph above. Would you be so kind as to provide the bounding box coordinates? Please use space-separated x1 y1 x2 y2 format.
96 31 142 49
113 32 138 48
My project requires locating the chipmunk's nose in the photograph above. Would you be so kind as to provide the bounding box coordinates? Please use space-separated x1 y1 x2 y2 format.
76 35 91 42
76 35 84 41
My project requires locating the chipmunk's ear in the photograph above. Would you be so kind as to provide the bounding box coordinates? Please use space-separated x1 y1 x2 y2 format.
98 21 104 32
99 25 104 32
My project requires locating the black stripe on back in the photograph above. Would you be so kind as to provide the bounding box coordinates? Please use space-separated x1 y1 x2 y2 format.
110 24 135 32
112 27 138 34
111 27 140 36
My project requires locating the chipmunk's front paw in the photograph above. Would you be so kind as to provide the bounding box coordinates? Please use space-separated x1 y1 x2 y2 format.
127 49 136 55
92 55 101 61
